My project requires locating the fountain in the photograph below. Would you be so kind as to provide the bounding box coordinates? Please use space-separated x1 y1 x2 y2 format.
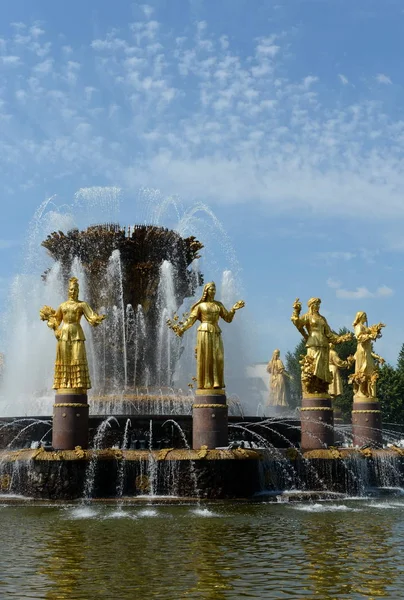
1 210 404 502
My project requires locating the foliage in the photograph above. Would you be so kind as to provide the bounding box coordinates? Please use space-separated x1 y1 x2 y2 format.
378 364 404 424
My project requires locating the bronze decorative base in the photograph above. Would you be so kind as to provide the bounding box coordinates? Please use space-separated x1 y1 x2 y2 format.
352 397 382 448
192 392 228 449
300 395 334 450
52 392 89 450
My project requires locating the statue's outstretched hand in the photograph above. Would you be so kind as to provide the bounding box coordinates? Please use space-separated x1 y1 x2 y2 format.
167 317 184 337
292 298 302 315
233 300 245 311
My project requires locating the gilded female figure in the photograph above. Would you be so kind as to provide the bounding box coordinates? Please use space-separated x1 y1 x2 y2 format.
328 343 348 397
266 349 291 407
169 282 244 391
291 297 351 394
350 311 385 399
40 277 105 392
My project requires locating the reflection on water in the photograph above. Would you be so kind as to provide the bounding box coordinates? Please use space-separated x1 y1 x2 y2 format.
0 500 404 599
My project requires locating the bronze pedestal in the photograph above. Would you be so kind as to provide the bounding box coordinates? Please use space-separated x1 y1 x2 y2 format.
192 390 228 449
52 392 89 450
300 395 334 450
352 398 382 448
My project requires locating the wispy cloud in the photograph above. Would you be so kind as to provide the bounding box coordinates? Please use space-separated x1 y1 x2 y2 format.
327 278 393 299
338 73 349 85
375 73 392 85
0 55 21 66
319 252 356 262
327 277 342 289
0 10 403 222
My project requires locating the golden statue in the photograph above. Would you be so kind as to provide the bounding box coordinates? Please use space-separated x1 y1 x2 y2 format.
266 349 291 407
291 297 351 395
167 282 244 392
328 343 349 398
40 277 105 393
349 311 385 399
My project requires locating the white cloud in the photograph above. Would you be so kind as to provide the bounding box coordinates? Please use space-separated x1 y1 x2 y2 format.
320 252 356 262
375 73 392 85
140 4 154 19
327 278 393 299
0 55 21 66
338 74 349 85
302 75 318 89
0 17 403 223
336 285 393 299
30 25 45 38
33 58 53 74
327 277 342 289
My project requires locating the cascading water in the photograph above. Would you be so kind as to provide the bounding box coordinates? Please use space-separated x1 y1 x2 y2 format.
0 188 254 421
0 262 65 416
156 261 179 387
102 250 128 392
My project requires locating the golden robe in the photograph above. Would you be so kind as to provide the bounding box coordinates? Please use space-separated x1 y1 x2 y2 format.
354 323 376 378
328 349 347 396
353 322 378 397
52 300 102 390
267 358 288 407
291 312 339 384
182 301 235 390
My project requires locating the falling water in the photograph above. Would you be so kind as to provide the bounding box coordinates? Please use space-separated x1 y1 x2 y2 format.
126 304 147 388
116 419 132 502
147 419 158 496
0 262 65 416
106 251 128 390
83 417 119 502
156 261 178 387
162 419 200 500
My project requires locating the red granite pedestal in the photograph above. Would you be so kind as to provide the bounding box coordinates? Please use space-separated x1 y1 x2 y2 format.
352 397 382 448
300 394 334 450
52 390 89 450
192 390 228 450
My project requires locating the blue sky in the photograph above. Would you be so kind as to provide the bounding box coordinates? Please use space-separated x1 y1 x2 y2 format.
1 0 404 364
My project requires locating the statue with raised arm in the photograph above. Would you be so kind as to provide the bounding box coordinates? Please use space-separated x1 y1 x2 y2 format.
40 277 105 393
291 297 351 395
349 311 385 399
167 282 244 392
266 349 291 407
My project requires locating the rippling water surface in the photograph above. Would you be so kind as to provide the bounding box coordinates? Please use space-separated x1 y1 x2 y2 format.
1 497 404 599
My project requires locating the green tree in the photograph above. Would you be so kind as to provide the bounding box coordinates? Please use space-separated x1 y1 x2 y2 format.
396 343 404 375
378 363 404 424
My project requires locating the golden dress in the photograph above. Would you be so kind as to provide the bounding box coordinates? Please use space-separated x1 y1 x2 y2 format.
354 323 375 378
353 322 377 397
267 358 288 406
328 349 346 396
52 300 102 390
292 312 339 385
181 301 235 390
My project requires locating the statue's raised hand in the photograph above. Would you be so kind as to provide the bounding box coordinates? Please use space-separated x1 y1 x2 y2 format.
292 298 302 315
232 300 245 311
